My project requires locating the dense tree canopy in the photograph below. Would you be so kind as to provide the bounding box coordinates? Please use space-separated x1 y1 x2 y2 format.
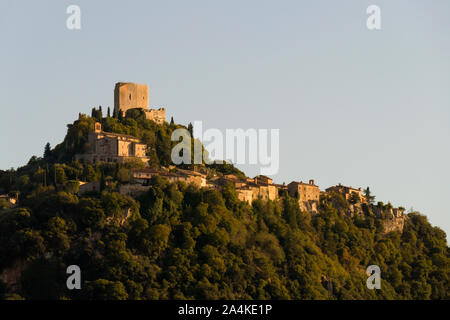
0 110 448 300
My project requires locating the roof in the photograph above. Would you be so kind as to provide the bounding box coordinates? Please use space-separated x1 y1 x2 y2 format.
133 168 205 178
288 181 318 187
97 131 143 141
254 175 272 180
325 185 361 192
175 169 206 177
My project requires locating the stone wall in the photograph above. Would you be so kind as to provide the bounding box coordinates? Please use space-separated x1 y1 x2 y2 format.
145 108 166 124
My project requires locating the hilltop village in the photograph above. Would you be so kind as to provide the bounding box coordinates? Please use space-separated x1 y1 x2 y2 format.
71 82 404 231
1 82 446 302
0 82 406 233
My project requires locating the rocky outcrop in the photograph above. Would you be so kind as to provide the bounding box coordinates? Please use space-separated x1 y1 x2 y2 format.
372 206 406 233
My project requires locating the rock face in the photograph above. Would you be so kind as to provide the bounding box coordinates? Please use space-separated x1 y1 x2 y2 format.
372 206 407 233
326 194 408 234
300 200 319 214
347 203 406 234
382 215 406 233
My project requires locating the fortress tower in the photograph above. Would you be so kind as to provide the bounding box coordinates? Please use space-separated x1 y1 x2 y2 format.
114 82 149 116
114 82 166 124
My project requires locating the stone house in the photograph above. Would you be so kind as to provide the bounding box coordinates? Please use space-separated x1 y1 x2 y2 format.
288 179 320 213
131 168 207 188
288 180 320 202
325 184 366 203
75 122 150 164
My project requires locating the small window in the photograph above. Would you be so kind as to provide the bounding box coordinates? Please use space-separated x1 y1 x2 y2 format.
129 94 132 100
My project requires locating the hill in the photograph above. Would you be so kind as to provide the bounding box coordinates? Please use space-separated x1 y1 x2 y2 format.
0 109 448 300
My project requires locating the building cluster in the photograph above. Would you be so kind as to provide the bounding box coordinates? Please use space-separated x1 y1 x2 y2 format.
75 122 150 164
132 168 207 187
118 168 379 215
75 82 168 165
71 82 403 219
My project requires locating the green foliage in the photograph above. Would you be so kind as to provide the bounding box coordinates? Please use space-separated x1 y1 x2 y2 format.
83 279 128 300
0 112 448 300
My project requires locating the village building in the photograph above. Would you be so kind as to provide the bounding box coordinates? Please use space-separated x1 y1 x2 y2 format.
287 179 320 213
288 180 320 202
75 122 150 164
218 175 279 204
254 175 273 185
235 187 254 204
325 184 366 203
131 168 207 188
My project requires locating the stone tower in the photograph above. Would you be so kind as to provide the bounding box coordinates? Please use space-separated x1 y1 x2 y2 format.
114 82 149 117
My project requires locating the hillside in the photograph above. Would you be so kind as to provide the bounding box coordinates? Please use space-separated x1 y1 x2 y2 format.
0 109 448 300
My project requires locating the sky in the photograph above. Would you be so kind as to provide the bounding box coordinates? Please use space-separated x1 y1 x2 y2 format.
0 0 449 237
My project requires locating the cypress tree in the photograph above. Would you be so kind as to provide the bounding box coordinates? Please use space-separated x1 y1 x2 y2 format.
44 142 51 159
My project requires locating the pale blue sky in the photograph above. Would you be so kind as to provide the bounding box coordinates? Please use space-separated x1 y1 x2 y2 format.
1 1 449 237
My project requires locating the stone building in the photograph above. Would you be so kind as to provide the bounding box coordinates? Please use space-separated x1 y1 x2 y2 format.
145 108 166 124
114 82 166 124
235 187 254 204
250 184 278 201
215 174 279 204
288 179 320 213
325 184 366 203
75 122 150 164
288 180 320 202
254 175 273 185
131 168 207 188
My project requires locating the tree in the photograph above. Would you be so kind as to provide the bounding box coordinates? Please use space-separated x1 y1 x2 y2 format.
107 107 111 118
83 279 128 300
44 143 51 159
170 116 174 125
97 106 103 121
117 168 130 183
364 187 375 204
